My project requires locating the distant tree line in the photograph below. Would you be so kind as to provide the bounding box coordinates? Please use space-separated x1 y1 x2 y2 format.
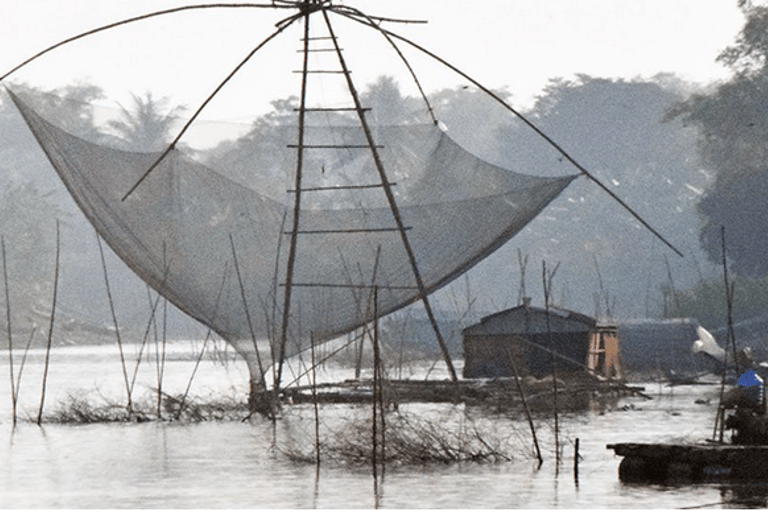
3 3 768 341
661 2 768 327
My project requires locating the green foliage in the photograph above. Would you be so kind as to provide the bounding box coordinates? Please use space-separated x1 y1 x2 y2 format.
666 5 768 277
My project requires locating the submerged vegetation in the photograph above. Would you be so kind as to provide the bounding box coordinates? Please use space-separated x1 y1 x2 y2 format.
40 388 249 424
275 401 552 466
31 385 556 465
285 411 521 465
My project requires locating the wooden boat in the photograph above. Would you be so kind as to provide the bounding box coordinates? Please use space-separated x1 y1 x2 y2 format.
608 369 768 483
607 441 768 483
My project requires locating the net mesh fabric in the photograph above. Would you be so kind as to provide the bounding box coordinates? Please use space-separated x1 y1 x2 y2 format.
9 89 576 368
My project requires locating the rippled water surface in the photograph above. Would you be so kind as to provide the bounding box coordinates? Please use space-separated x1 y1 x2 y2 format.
1 343 766 508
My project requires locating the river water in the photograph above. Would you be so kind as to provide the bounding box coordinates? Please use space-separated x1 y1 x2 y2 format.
0 342 765 509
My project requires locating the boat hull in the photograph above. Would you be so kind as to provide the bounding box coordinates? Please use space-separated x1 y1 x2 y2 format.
608 442 768 483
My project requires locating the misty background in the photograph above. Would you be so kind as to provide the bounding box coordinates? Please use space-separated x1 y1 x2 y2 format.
2 3 768 354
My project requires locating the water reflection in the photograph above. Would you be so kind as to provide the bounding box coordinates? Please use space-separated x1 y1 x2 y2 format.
719 484 768 509
0 347 759 508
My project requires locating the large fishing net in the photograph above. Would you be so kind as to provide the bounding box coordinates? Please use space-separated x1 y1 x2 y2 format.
8 89 576 377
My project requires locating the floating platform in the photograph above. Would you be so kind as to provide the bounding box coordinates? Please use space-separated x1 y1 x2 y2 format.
607 442 768 483
281 377 647 411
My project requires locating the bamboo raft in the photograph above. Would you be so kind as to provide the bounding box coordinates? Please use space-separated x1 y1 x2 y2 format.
607 442 768 483
280 377 648 410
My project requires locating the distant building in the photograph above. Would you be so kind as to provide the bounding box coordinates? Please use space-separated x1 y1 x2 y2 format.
461 303 621 380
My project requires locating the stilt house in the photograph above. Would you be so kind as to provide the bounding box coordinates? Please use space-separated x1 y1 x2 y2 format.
462 302 621 380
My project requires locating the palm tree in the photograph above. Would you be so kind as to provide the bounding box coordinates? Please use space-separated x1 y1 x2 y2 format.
107 92 186 151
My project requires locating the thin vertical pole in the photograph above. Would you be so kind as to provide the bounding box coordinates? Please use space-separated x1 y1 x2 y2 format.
229 235 269 412
175 334 210 420
573 438 580 486
371 286 381 488
713 226 735 441
37 220 60 425
14 326 36 412
2 237 17 425
543 261 560 465
373 286 385 473
322 8 457 381
722 227 738 374
276 7 312 393
506 347 542 465
310 331 321 467
96 233 133 414
176 265 229 420
157 296 168 418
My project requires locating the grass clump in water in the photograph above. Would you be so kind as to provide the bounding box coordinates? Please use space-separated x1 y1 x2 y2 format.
281 408 524 465
39 388 249 424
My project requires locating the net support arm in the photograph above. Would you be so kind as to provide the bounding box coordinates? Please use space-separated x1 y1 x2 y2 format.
322 8 459 381
337 9 683 259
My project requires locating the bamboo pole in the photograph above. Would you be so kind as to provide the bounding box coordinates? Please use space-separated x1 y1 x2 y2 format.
722 227 738 374
543 260 560 465
321 8 458 382
37 220 60 425
2 236 17 425
275 8 312 395
128 288 163 401
713 226 736 442
14 326 37 412
310 331 321 467
229 234 269 414
338 10 683 259
574 438 580 486
96 233 132 415
371 285 381 487
157 296 168 418
506 347 543 465
373 286 386 475
0 4 295 83
175 333 210 420
151 248 169 420
176 266 229 420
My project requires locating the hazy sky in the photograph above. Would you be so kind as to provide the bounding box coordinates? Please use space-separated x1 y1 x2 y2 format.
0 1 747 121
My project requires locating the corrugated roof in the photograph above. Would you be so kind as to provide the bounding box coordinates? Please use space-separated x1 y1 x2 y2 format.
463 304 596 336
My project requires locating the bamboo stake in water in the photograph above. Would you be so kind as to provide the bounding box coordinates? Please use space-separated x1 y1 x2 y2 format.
175 333 210 420
542 260 560 465
96 233 132 415
506 347 542 465
2 237 17 425
573 438 580 486
373 286 386 474
37 220 61 425
229 234 269 414
310 331 321 467
722 227 739 374
370 285 385 500
14 326 37 411
176 266 229 421
154 244 169 419
713 226 736 442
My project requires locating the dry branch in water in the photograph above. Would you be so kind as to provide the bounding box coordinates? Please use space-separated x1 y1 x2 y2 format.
281 409 527 465
38 389 249 424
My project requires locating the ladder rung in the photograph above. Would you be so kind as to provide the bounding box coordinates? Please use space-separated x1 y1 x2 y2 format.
302 36 336 41
293 70 347 74
280 282 418 290
298 48 340 53
283 227 410 235
294 107 370 112
287 183 395 193
287 144 383 149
